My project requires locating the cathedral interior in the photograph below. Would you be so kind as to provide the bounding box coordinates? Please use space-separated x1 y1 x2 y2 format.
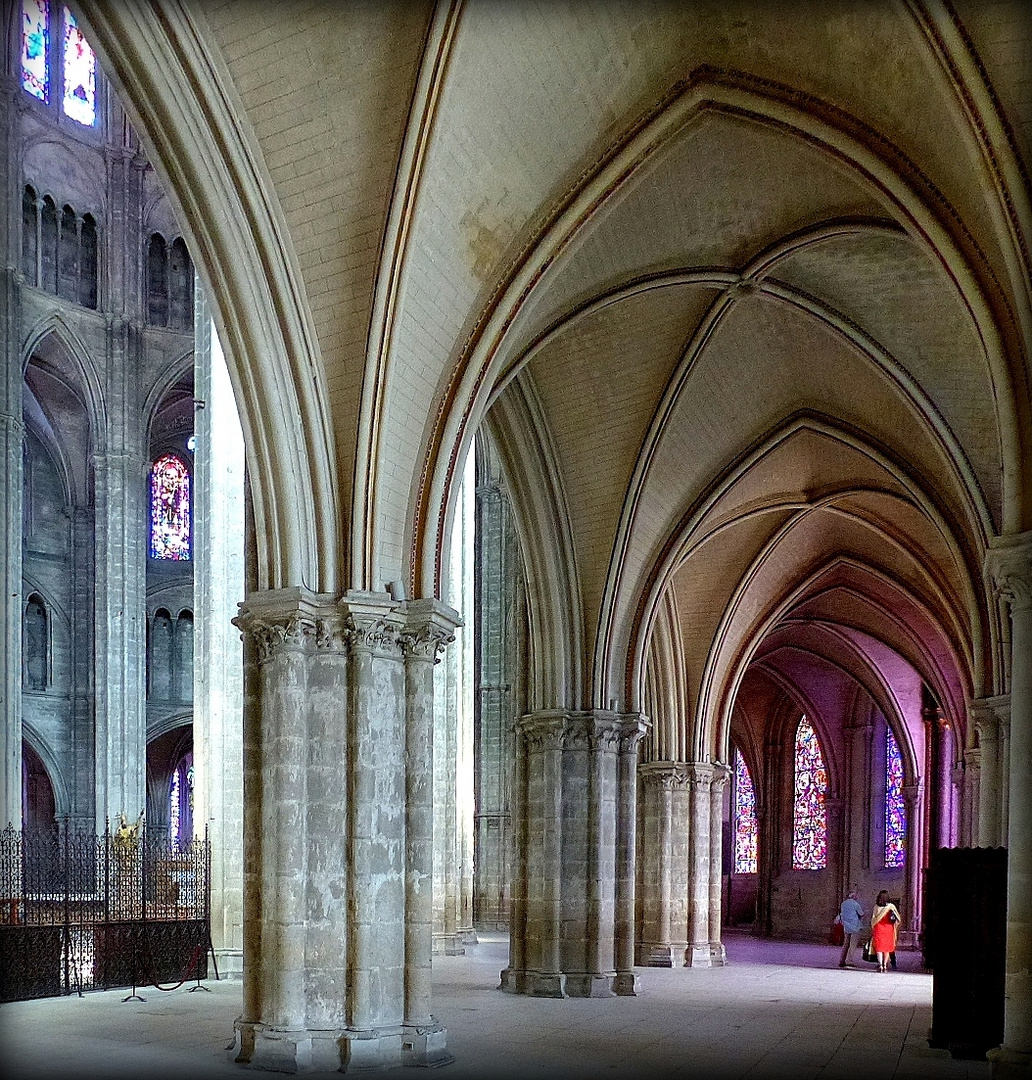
2 0 1030 1076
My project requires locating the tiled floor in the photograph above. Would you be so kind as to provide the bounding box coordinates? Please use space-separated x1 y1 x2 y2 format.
0 931 993 1080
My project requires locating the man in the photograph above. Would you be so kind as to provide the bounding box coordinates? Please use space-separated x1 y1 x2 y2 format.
838 888 865 968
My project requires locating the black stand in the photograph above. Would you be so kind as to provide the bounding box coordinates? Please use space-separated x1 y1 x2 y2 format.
122 930 145 1001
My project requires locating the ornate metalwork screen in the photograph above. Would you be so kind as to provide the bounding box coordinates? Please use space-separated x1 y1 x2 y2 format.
0 821 212 1002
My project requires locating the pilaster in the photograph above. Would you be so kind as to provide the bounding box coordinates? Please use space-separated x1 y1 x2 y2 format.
985 534 1032 1079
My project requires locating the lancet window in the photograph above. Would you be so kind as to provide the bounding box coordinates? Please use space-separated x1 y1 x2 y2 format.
733 747 758 873
149 453 191 561
792 715 828 870
21 1 98 127
884 726 906 868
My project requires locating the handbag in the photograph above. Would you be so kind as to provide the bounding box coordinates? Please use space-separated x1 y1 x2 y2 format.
862 940 878 963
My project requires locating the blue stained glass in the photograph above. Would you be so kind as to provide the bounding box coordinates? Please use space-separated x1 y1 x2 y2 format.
885 727 906 868
22 0 49 101
733 748 758 874
792 716 827 869
150 453 191 560
62 7 96 126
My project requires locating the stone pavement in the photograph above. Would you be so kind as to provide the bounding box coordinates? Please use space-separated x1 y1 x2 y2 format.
0 930 992 1080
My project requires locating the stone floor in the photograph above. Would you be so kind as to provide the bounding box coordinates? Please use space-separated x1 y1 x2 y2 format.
0 930 993 1080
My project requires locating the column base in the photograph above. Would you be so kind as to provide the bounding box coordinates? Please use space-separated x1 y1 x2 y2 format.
613 971 641 996
498 968 630 998
232 1020 345 1073
635 941 686 967
458 925 479 945
988 1046 1032 1079
432 932 466 956
684 942 712 968
498 968 567 997
401 1023 454 1068
710 942 727 967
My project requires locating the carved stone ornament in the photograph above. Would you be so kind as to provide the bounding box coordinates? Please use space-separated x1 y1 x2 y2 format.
315 614 346 651
343 614 403 656
516 713 567 753
986 534 1032 612
639 762 692 790
400 623 455 663
243 614 316 665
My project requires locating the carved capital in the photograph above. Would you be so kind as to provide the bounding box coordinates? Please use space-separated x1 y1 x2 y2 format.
235 612 316 665
516 712 567 753
639 761 692 791
709 762 730 793
343 614 402 656
686 761 714 793
315 614 347 651
985 532 1032 612
399 622 454 662
234 587 327 663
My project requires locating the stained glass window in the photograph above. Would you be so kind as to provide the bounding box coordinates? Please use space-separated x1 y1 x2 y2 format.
733 747 758 873
62 7 96 126
150 453 191 560
22 0 49 101
170 768 182 843
792 715 827 869
884 727 906 868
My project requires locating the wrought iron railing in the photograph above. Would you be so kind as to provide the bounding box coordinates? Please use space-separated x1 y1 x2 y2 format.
0 821 212 1002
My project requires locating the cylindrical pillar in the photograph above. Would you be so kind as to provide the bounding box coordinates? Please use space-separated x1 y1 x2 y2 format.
708 764 729 965
686 762 713 967
401 599 457 1066
614 716 646 993
987 535 1032 1078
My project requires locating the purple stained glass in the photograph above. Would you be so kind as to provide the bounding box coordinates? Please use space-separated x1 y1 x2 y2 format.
733 748 758 874
792 716 827 869
22 0 49 102
150 453 191 560
62 7 96 126
885 727 906 868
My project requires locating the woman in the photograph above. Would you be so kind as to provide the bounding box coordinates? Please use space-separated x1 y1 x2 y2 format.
870 890 901 972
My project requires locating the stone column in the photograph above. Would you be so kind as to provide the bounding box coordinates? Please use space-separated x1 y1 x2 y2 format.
93 316 147 828
614 719 646 993
708 763 729 965
0 277 22 832
401 599 458 1067
901 782 922 944
192 309 245 974
1 77 23 831
501 711 645 996
473 452 520 931
635 762 690 966
962 746 981 849
686 762 714 967
232 589 457 1072
972 696 1009 848
986 535 1032 1079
